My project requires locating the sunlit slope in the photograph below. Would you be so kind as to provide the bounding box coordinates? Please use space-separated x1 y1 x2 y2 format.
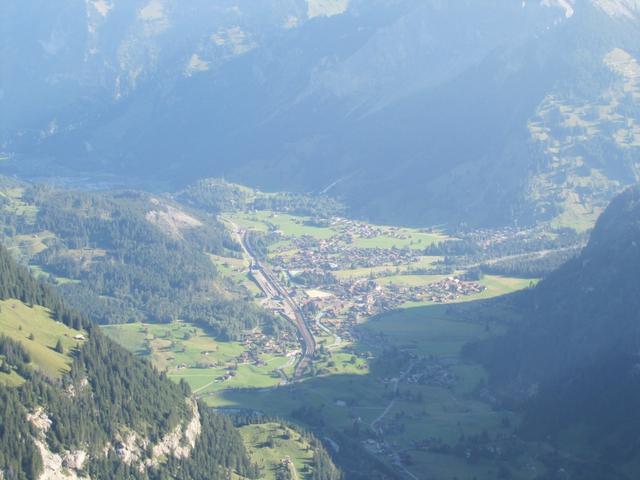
0 299 85 382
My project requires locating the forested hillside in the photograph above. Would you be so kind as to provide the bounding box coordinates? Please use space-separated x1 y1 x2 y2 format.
0 180 285 340
0 244 258 480
177 179 345 218
472 185 640 478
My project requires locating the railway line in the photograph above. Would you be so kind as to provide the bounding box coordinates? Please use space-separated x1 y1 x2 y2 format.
233 225 316 380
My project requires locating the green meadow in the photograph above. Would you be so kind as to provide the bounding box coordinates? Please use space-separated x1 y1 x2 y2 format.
102 321 293 396
208 253 262 296
205 273 532 479
0 187 38 224
108 205 539 478
351 228 448 250
0 299 86 382
228 211 336 239
239 422 315 480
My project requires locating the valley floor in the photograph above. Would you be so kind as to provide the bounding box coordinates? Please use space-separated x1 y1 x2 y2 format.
104 207 553 479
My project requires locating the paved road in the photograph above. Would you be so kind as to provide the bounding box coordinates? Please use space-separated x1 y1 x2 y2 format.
230 222 316 381
371 361 420 480
464 245 579 270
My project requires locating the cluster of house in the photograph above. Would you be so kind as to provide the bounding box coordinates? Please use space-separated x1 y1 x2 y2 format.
362 438 407 470
240 331 294 358
405 363 456 389
410 277 485 303
292 276 485 327
215 371 236 383
268 275 485 358
462 225 537 249
171 329 297 385
329 217 436 242
330 217 389 239
272 235 418 273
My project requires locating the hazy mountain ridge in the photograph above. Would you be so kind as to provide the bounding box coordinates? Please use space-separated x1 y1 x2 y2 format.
483 184 640 385
2 0 640 228
470 185 640 476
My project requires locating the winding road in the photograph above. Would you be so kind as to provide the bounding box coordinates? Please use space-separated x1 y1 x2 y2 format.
370 361 420 480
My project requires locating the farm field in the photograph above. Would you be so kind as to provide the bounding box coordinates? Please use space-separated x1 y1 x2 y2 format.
334 255 442 280
0 187 38 224
7 232 56 256
0 299 85 381
106 204 547 479
239 422 316 480
351 228 448 249
208 253 262 297
228 211 336 240
398 274 535 308
102 321 294 396
206 276 533 479
225 211 449 252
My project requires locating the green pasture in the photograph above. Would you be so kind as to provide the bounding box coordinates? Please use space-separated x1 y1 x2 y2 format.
0 299 85 381
240 422 315 480
102 321 290 396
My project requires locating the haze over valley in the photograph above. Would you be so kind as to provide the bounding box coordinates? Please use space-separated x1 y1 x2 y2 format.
1 2 640 480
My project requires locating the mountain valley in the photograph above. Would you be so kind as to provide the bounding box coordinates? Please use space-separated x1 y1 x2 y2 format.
2 2 640 479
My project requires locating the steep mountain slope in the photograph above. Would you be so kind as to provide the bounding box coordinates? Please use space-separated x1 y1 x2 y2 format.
484 184 640 386
0 244 257 480
475 184 640 477
0 179 285 340
2 0 640 227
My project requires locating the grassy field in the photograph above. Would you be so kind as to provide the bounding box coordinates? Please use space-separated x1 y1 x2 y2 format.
335 256 442 280
0 187 38 224
204 273 533 479
479 275 536 297
208 253 262 296
102 321 293 396
240 422 315 480
376 274 451 287
0 362 26 387
398 274 535 308
366 308 487 356
103 203 541 477
7 232 55 256
209 295 530 478
0 299 86 381
227 211 450 252
368 274 529 352
351 228 448 250
229 211 336 240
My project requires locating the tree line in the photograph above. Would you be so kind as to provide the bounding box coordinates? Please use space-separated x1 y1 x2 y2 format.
0 243 258 479
0 185 287 340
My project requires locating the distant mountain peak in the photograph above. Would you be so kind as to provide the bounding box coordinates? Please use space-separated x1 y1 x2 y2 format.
536 0 640 20
307 0 350 19
593 0 640 18
539 0 575 18
88 0 113 18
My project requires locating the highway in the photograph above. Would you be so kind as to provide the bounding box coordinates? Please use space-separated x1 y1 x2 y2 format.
232 224 316 380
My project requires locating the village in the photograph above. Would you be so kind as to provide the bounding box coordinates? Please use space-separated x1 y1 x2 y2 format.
213 213 489 379
170 328 300 386
271 234 420 273
285 275 485 346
